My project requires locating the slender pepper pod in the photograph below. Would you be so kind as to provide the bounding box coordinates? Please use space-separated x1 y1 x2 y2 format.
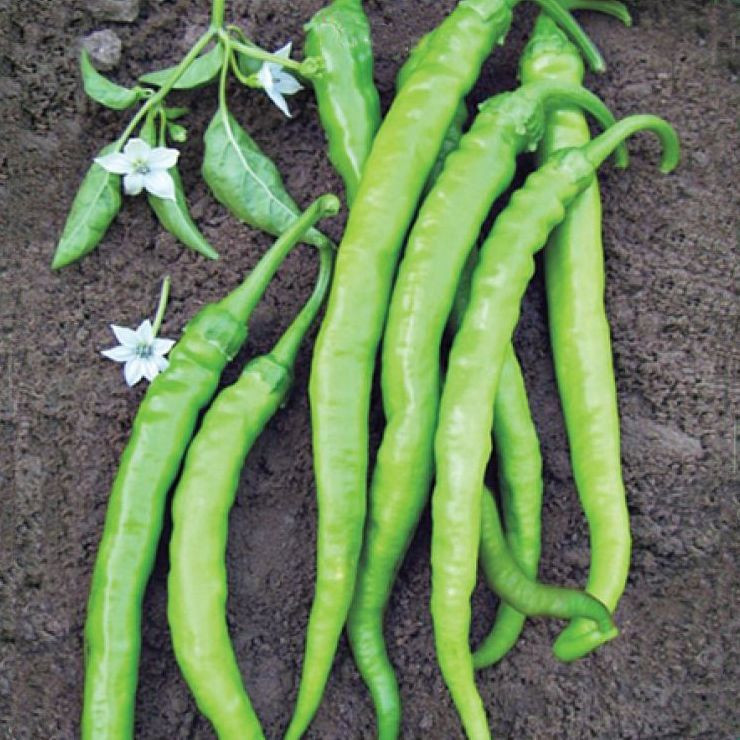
452 253 547 671
305 0 381 205
167 246 333 740
395 32 469 192
345 79 618 740
519 8 637 663
81 195 339 740
475 0 633 670
478 485 614 628
294 4 605 734
431 116 679 739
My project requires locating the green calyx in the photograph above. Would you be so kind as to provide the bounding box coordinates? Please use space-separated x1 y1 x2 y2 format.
478 79 619 157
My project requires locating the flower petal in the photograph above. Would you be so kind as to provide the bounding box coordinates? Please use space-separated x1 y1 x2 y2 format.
153 354 170 372
142 358 161 382
274 72 303 96
110 324 140 347
275 42 293 59
147 146 179 170
124 358 145 386
144 169 176 201
152 337 175 355
257 62 274 91
101 345 137 363
123 172 145 196
95 152 133 175
264 85 292 118
136 319 154 344
123 137 151 160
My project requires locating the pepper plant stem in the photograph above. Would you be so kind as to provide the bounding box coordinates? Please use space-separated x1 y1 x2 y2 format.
117 29 216 149
210 0 226 29
152 276 171 336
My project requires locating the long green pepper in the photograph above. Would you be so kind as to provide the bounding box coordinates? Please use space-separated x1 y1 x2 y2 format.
305 0 381 205
474 0 633 670
431 116 679 739
81 195 339 739
451 258 546 670
346 79 619 740
292 4 606 735
167 244 334 740
519 5 634 662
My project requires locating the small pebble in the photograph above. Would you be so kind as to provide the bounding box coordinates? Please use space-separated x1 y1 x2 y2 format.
89 0 140 23
81 30 122 71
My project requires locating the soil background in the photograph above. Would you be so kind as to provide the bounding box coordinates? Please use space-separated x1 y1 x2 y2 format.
2 1 738 738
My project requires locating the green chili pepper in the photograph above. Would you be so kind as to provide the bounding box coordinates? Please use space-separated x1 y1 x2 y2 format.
346 79 618 739
519 6 634 663
167 245 333 740
478 482 614 625
81 195 339 740
431 116 679 738
474 0 633 671
450 254 545 671
395 32 469 192
292 6 606 735
305 0 381 205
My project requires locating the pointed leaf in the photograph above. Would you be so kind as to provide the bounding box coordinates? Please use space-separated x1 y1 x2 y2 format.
52 143 122 269
237 50 262 78
80 49 142 110
148 167 219 260
139 44 224 90
164 106 189 120
202 110 328 247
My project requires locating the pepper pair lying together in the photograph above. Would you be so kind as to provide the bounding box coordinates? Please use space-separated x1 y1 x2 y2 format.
81 1 679 738
299 1 678 739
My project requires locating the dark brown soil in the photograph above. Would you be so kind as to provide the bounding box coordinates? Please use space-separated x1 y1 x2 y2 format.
2 1 738 738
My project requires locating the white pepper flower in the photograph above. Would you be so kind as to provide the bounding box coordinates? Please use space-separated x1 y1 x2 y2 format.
257 43 304 118
96 138 179 200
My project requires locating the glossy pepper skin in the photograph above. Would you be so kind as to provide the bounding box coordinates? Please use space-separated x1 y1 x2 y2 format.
167 246 334 740
431 117 679 739
293 4 605 734
395 32 469 192
345 79 617 739
305 0 381 205
520 10 633 662
474 0 633 671
451 253 546 670
81 195 339 740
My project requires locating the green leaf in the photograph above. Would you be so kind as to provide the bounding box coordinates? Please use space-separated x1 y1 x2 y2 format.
52 143 122 269
139 44 224 90
164 106 189 120
80 49 142 110
236 50 262 78
147 168 219 260
202 110 328 248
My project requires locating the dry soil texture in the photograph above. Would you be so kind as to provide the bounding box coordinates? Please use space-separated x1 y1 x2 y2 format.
2 1 738 738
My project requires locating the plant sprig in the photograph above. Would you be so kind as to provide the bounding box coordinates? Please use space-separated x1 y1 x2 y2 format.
52 0 328 269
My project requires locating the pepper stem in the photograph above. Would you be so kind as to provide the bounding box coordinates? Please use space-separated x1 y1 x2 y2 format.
152 275 171 336
270 245 334 369
583 114 680 173
210 0 226 29
530 0 606 72
558 0 632 26
526 80 628 168
218 195 340 322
